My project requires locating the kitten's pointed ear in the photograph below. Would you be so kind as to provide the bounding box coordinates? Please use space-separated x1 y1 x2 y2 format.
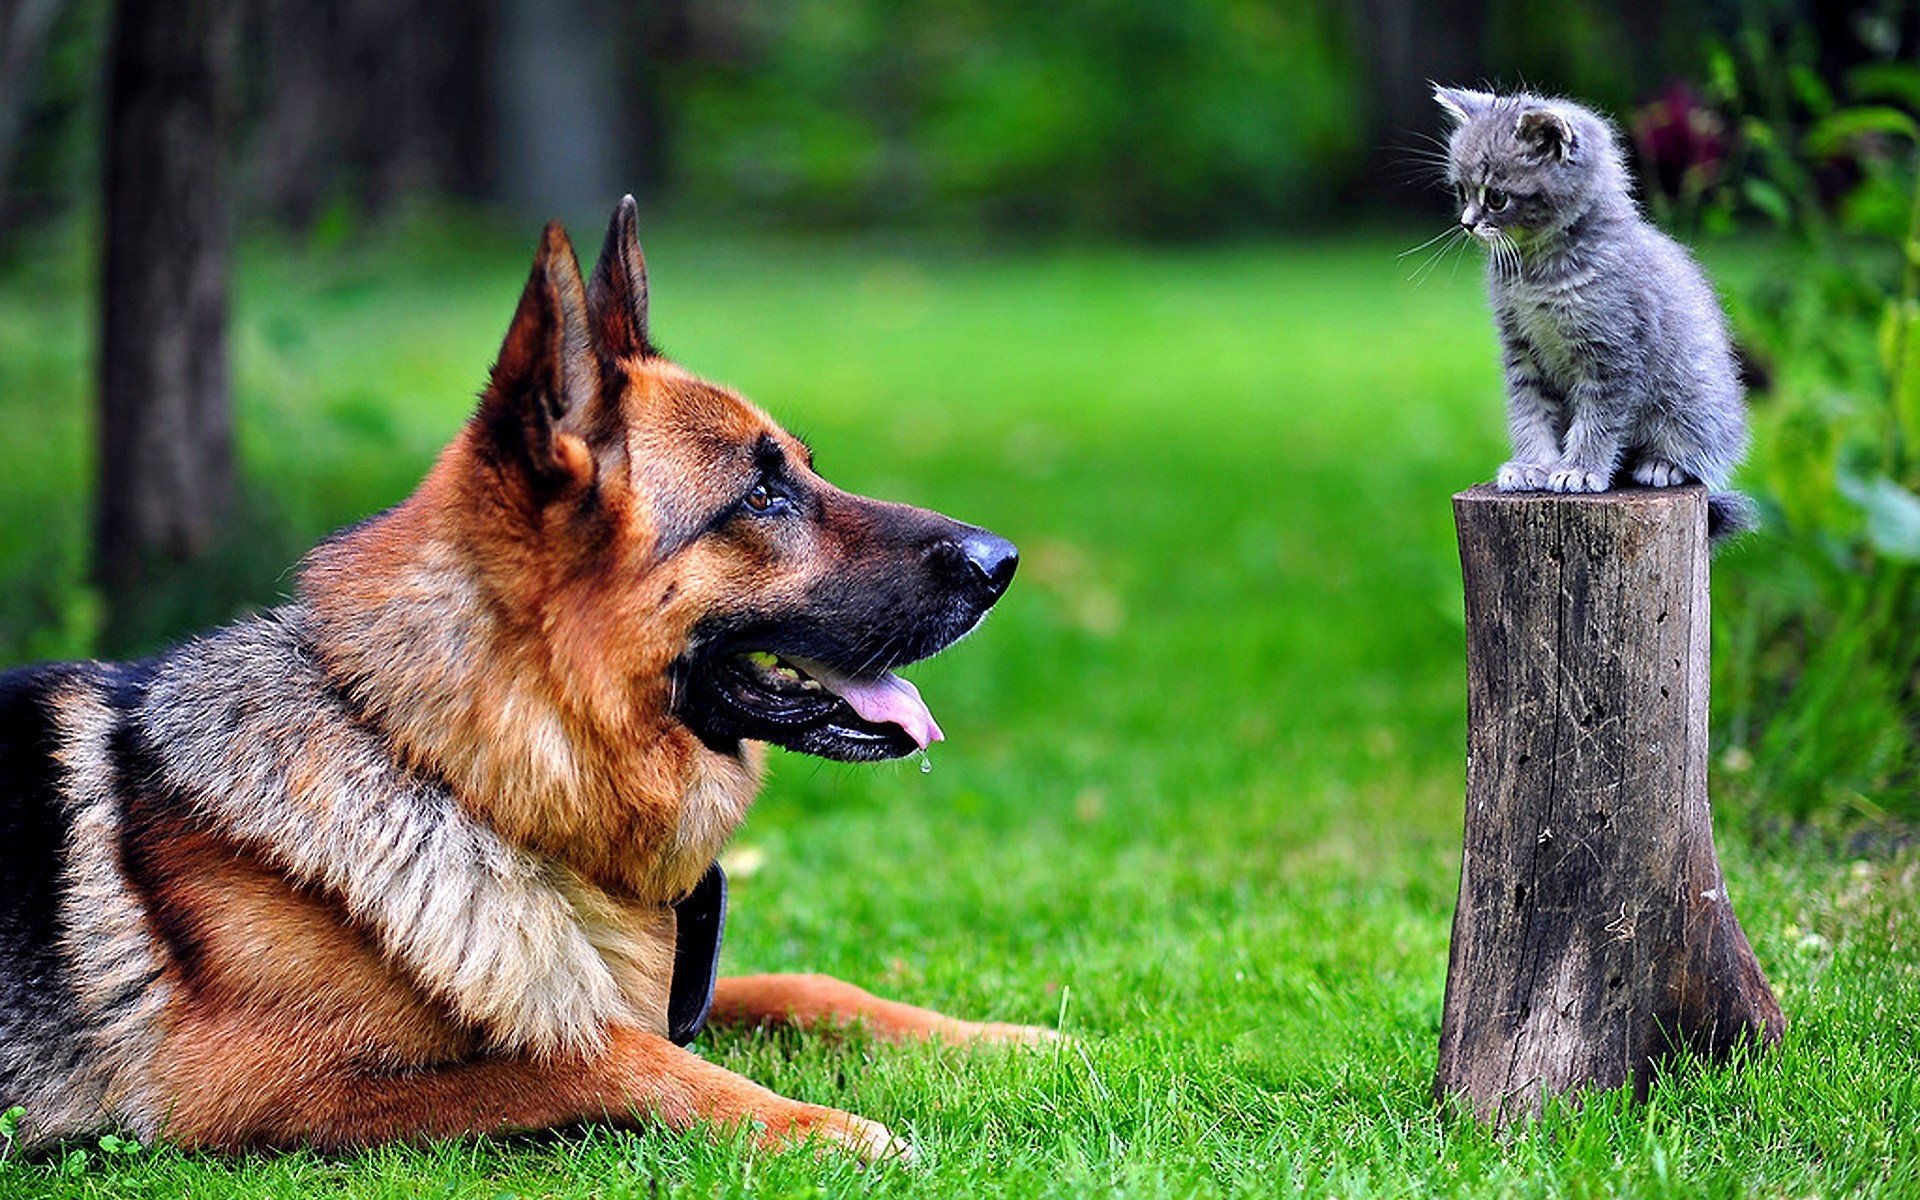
483 222 602 492
1434 85 1494 126
1517 108 1576 162
587 194 654 360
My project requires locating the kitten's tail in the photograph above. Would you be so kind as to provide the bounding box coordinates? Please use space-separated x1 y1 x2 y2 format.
1707 491 1757 545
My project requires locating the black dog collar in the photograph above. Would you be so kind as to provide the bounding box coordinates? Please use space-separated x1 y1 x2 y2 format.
667 861 727 1045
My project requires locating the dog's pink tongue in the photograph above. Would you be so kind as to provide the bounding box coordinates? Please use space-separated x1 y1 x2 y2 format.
790 659 944 750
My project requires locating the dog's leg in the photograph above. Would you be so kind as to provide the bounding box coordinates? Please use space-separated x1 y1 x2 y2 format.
155 1020 907 1159
711 974 1058 1044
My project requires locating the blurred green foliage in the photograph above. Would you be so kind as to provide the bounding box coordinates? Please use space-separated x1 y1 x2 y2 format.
1686 3 1920 826
669 0 1364 236
1 0 1725 242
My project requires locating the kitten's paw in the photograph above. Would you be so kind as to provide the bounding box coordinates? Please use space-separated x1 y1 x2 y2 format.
1631 459 1690 488
1496 461 1551 491
1547 468 1610 493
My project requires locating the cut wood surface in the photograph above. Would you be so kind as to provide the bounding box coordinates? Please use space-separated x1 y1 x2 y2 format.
1435 484 1783 1125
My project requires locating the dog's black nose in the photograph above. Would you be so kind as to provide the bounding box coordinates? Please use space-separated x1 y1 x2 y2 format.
954 530 1018 599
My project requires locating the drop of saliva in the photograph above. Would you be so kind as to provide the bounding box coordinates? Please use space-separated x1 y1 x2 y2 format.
913 749 933 775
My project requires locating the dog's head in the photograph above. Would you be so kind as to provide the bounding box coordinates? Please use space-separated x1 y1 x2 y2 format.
455 199 1014 763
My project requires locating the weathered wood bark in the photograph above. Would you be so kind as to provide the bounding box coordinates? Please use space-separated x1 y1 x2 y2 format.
96 0 237 642
1435 484 1783 1126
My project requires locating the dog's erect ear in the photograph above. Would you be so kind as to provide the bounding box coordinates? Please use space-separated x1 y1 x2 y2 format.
483 221 603 492
587 195 653 360
1434 85 1494 126
1516 107 1576 162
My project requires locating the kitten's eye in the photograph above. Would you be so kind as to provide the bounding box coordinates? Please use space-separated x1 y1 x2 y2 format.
1486 188 1511 212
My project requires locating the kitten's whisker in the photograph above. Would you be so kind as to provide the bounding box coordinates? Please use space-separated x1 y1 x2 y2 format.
1408 227 1468 285
1390 130 1455 156
1448 236 1473 283
1483 231 1514 281
1399 226 1461 259
1502 233 1524 279
1382 160 1451 183
1405 230 1458 284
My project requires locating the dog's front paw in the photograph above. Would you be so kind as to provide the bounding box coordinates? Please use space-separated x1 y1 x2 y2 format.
785 1105 914 1164
1547 467 1609 493
1631 459 1690 487
1496 461 1550 491
945 1019 1065 1047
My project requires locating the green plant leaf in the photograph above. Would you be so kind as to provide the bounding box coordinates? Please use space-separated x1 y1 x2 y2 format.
1791 64 1835 116
1837 470 1920 560
1705 43 1739 98
1744 177 1793 227
1741 116 1781 152
1806 106 1920 156
1881 296 1920 374
1848 62 1920 111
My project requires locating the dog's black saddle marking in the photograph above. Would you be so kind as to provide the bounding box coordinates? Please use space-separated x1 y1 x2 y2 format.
667 861 727 1045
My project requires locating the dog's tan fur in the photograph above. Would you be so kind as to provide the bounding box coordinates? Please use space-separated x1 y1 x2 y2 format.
0 200 1041 1160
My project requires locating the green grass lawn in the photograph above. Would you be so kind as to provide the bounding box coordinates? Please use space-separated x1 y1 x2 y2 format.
0 219 1914 1198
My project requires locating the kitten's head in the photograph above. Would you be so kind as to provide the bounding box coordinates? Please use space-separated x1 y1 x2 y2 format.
1434 87 1629 251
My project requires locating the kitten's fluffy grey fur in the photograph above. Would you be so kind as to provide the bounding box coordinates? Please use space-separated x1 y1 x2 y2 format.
1436 86 1753 538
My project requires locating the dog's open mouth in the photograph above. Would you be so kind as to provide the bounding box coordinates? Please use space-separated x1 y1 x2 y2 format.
679 642 945 762
728 651 943 749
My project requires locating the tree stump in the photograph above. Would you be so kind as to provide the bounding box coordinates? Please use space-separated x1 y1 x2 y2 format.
1434 484 1783 1126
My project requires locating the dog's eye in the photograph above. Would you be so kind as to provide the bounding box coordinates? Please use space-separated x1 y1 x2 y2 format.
743 481 792 517
1486 188 1511 212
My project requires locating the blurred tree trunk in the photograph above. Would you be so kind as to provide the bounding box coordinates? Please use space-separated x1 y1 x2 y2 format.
496 0 621 220
252 0 332 227
0 0 67 213
96 0 238 646
627 0 689 204
253 0 494 228
341 0 493 211
1349 0 1487 210
411 0 494 203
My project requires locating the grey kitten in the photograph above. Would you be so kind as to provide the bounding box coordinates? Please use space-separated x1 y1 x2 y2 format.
1435 86 1754 539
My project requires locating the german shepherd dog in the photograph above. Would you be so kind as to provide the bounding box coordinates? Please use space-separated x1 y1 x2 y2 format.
0 198 1044 1160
